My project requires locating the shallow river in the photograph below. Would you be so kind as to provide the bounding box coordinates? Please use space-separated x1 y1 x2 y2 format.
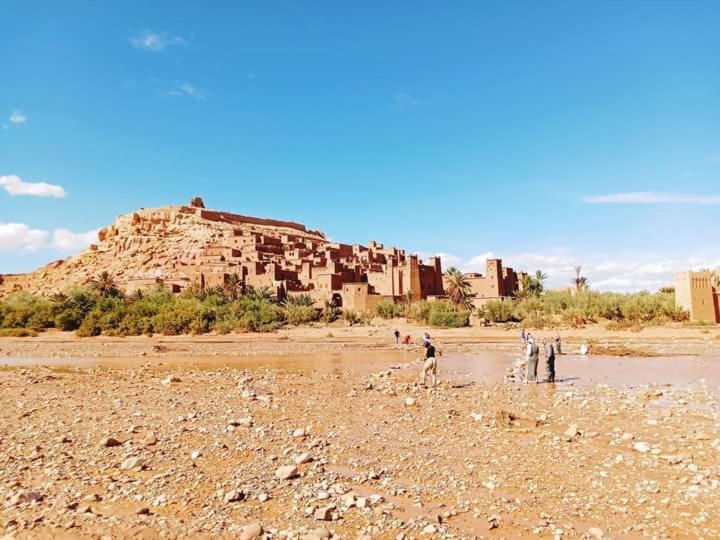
3 350 719 389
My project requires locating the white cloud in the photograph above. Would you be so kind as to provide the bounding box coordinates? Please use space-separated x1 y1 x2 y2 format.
9 110 27 124
0 175 66 198
0 223 49 251
130 30 186 51
583 192 720 205
51 228 98 251
0 223 97 254
423 250 720 293
166 82 206 100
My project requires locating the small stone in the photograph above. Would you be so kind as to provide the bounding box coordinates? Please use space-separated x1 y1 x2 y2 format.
293 428 307 438
191 450 203 460
422 524 437 534
239 522 263 540
120 457 145 471
313 506 333 521
405 397 416 407
143 433 158 446
633 442 651 453
587 527 605 539
136 507 150 515
564 424 579 439
161 375 181 385
100 437 122 448
295 452 312 465
275 465 299 480
224 489 245 503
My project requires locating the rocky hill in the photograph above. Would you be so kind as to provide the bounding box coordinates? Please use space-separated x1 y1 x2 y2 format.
0 198 328 297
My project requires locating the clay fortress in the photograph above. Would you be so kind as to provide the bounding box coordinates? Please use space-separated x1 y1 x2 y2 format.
0 198 526 309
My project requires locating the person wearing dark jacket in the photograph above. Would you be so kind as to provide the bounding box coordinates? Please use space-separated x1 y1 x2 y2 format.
544 339 556 383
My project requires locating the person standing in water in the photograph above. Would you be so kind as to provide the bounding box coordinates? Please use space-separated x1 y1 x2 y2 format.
526 337 539 384
394 329 400 345
544 338 556 383
520 328 527 345
421 340 439 387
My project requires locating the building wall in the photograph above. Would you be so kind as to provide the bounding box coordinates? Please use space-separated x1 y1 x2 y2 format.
674 271 719 323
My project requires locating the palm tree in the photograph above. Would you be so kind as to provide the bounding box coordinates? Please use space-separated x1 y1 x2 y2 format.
90 271 121 298
49 292 69 307
128 289 145 302
444 267 472 309
284 293 314 307
245 285 275 303
571 265 589 292
224 273 244 301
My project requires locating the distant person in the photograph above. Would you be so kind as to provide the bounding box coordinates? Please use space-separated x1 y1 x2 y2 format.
422 332 431 346
544 338 556 383
526 337 539 384
394 329 400 345
555 334 562 355
402 334 412 346
421 340 439 387
520 328 527 345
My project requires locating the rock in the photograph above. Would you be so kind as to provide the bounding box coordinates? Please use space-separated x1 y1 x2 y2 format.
275 465 299 480
136 507 151 515
633 441 651 453
404 397 416 407
239 522 263 540
309 528 331 539
422 524 437 534
161 375 181 385
565 424 579 439
224 489 245 503
313 506 334 521
293 428 307 437
295 452 312 465
230 417 254 428
191 450 203 459
587 527 605 539
143 432 158 446
100 437 122 448
120 457 145 471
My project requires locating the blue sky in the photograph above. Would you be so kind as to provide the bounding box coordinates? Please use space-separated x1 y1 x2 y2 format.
2 1 719 290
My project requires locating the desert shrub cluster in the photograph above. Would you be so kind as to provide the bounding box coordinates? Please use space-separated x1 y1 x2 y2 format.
407 300 470 328
478 290 687 328
0 285 320 337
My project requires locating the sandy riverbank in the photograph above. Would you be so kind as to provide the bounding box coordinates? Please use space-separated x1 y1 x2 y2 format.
1 322 719 539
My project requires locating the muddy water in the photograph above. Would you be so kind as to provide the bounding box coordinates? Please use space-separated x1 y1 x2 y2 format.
443 352 720 389
2 350 719 388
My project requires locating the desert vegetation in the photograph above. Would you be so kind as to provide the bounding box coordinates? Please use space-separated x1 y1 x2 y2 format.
479 289 687 328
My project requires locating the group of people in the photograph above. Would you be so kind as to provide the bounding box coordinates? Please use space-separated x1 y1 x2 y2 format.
392 327 562 388
521 328 561 384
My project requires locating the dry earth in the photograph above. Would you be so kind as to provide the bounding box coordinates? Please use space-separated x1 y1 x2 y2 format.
1 323 720 539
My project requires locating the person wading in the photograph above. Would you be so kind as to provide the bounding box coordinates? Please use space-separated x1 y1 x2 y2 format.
544 338 556 383
421 340 439 388
393 329 400 345
526 337 539 384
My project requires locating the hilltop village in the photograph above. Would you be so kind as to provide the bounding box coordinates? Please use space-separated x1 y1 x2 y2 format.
0 198 527 309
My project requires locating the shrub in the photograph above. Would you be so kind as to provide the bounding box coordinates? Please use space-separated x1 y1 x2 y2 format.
285 304 319 325
0 292 53 329
427 302 470 328
342 310 361 326
374 300 402 319
408 301 432 324
0 328 38 337
479 300 515 323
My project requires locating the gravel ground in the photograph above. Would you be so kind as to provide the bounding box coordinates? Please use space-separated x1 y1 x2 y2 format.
1 353 719 539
